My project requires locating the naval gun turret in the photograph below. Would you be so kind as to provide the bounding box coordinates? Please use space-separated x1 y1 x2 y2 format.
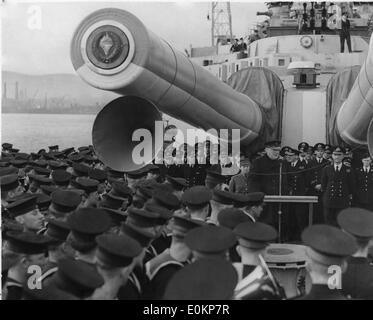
71 8 373 172
71 8 263 171
336 34 373 156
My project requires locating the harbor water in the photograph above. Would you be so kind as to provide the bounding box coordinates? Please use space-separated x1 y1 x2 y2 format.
1 113 96 152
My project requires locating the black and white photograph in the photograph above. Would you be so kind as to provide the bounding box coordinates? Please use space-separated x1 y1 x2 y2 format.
1 0 373 304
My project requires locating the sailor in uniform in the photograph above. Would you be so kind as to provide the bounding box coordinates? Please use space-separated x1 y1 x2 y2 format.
118 223 157 300
165 175 188 200
217 207 254 262
105 180 133 211
163 258 238 300
35 193 51 218
1 173 21 207
51 169 72 190
2 142 13 153
149 189 180 211
6 196 45 233
143 203 173 255
284 148 310 241
208 186 236 225
53 154 70 166
50 257 104 300
27 173 53 194
71 162 90 179
92 234 143 300
298 224 358 300
164 146 187 179
218 207 252 229
229 158 257 194
321 146 355 226
185 143 209 187
74 177 100 208
3 231 50 300
308 143 329 224
144 164 162 182
353 153 373 211
124 168 148 193
125 206 164 263
66 207 112 265
48 189 82 220
231 192 266 223
251 140 287 227
181 185 212 222
205 168 227 190
88 168 108 199
233 221 283 300
39 218 71 287
337 208 373 299
298 142 310 164
144 214 204 299
323 144 333 163
184 225 236 261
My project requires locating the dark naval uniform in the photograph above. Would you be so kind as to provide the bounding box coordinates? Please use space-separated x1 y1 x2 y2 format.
165 164 186 179
185 162 208 187
144 249 186 299
342 257 373 299
251 154 287 226
338 208 373 300
117 265 149 300
3 231 51 300
299 225 357 300
144 243 158 263
39 261 58 287
308 157 329 224
284 159 310 240
151 231 172 255
251 154 287 195
353 166 373 211
233 221 284 300
321 163 354 226
4 277 23 300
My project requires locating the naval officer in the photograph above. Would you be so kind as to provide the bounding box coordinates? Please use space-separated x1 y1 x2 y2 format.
3 231 50 300
321 146 355 226
6 196 45 233
233 221 284 299
144 214 204 299
308 143 329 224
353 153 373 211
298 224 357 300
251 140 288 227
163 258 237 300
337 208 373 299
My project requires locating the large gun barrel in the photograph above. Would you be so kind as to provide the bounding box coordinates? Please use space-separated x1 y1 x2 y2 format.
71 8 263 171
336 34 373 156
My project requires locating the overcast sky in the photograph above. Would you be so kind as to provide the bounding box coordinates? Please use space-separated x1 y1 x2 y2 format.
2 1 267 75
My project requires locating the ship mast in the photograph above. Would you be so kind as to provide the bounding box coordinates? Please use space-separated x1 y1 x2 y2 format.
210 2 233 46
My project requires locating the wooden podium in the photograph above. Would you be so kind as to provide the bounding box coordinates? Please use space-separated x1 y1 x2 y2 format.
264 195 319 242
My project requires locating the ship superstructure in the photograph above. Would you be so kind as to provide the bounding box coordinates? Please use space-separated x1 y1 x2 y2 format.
190 2 373 148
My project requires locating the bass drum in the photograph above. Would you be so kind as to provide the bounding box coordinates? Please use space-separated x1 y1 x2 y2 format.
264 243 311 299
